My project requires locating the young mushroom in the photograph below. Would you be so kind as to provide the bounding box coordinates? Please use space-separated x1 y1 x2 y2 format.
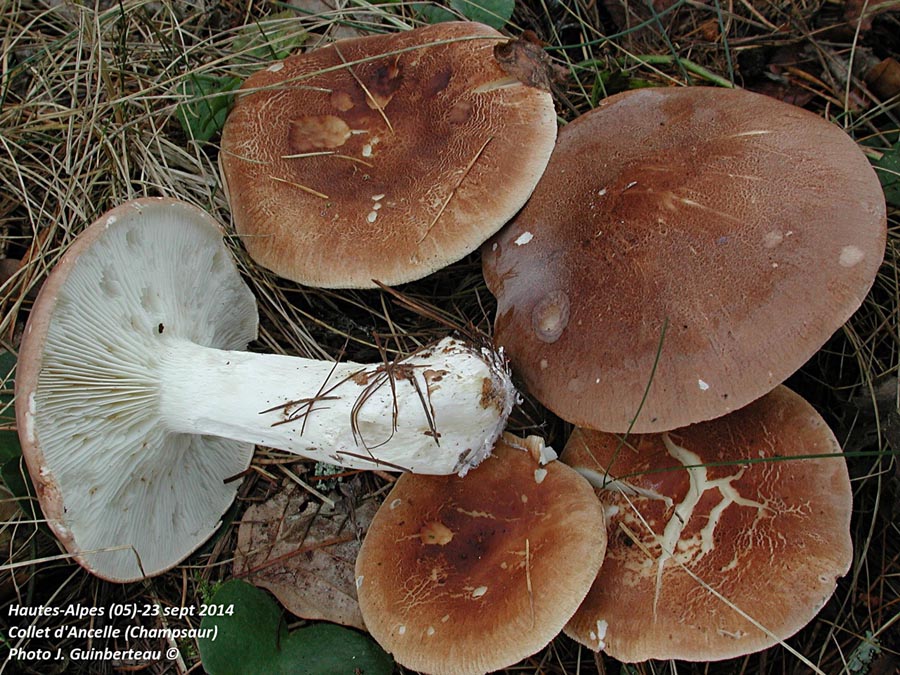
483 86 887 433
560 386 853 662
14 198 516 582
220 21 557 288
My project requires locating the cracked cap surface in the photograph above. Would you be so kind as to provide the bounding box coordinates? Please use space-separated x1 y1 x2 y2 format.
560 385 853 662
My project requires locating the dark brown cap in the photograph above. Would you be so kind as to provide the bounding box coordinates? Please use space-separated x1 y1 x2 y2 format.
483 86 886 432
560 385 853 662
221 22 557 288
355 433 606 674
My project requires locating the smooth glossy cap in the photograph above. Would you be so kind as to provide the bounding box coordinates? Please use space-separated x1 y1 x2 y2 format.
221 22 557 288
483 86 886 432
355 433 606 675
560 385 853 662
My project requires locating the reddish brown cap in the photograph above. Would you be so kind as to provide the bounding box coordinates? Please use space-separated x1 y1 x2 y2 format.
221 22 557 288
355 433 606 675
483 86 886 433
560 385 853 662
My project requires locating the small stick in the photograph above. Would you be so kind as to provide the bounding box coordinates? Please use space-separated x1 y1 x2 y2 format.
333 43 395 134
418 136 493 244
268 175 330 200
279 465 335 508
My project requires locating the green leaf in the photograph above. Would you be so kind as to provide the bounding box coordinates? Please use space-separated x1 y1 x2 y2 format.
450 0 515 29
0 350 16 394
175 74 242 143
413 2 458 24
198 579 393 675
1 456 27 499
414 0 515 28
0 431 20 465
873 142 900 207
233 12 308 61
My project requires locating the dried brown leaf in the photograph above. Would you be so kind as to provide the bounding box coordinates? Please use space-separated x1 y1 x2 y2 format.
234 481 378 630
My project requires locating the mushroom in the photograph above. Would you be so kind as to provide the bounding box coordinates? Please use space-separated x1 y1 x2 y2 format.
560 385 853 662
483 86 887 433
355 433 607 675
220 21 557 288
14 197 517 582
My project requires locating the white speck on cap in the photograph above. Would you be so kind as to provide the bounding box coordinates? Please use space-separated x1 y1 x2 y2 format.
839 245 865 268
763 230 783 248
390 498 402 510
514 231 534 246
356 575 364 588
698 379 710 391
539 444 558 465
595 619 608 648
267 62 284 72
534 468 548 484
367 211 378 223
471 586 488 598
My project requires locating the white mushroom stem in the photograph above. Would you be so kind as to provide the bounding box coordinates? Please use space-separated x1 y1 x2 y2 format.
157 337 515 475
14 198 517 583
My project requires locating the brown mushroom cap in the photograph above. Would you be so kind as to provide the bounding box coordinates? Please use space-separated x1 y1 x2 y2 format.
483 86 886 433
355 434 607 675
221 22 557 288
560 385 853 662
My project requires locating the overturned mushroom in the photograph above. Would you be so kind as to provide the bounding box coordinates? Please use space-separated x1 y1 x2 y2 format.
14 198 516 582
560 386 853 662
